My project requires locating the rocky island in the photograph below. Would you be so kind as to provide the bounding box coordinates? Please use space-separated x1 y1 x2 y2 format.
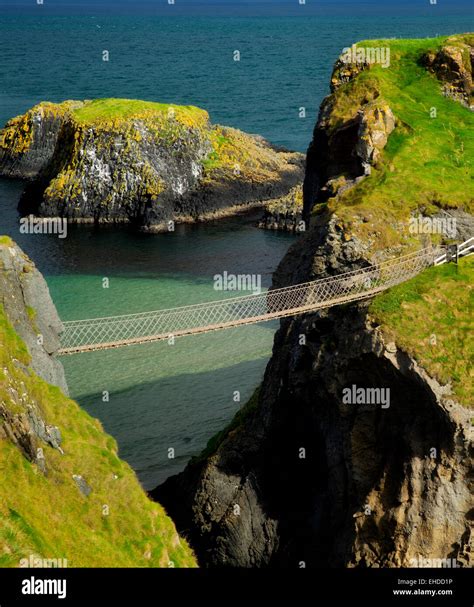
0 99 303 232
152 34 474 568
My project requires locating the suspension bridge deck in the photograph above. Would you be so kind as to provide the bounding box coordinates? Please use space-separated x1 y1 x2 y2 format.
57 238 473 355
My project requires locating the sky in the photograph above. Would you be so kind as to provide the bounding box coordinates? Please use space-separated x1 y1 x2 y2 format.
1 0 473 17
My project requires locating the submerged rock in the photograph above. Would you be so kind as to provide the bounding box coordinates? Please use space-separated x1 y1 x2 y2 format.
0 99 304 231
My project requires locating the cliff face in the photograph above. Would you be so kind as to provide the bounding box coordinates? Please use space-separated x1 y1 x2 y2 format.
0 99 303 231
152 35 474 568
0 237 196 567
154 220 473 570
0 237 67 393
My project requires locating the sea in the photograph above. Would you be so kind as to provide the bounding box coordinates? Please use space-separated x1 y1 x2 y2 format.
0 6 472 488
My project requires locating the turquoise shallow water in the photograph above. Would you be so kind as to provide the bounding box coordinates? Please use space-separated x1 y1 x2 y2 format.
1 176 293 488
1 11 472 488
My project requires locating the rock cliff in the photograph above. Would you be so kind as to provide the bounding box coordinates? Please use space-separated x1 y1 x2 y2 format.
0 99 303 231
0 237 67 393
152 35 474 568
0 237 196 567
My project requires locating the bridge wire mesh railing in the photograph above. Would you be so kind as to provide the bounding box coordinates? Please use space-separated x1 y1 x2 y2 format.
58 244 452 354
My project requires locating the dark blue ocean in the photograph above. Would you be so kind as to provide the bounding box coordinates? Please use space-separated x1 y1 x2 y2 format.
0 7 472 488
1 12 473 150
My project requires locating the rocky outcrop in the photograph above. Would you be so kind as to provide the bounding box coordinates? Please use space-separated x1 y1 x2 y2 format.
258 185 305 233
303 67 395 219
152 36 473 569
355 102 395 175
0 238 67 393
0 102 77 179
0 100 303 231
423 37 474 109
154 220 472 568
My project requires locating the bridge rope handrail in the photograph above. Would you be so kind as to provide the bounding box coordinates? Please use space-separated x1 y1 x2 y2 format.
58 238 473 355
61 244 442 326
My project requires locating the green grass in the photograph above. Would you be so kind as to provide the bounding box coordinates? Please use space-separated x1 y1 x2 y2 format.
0 298 196 568
72 98 208 129
202 132 232 171
370 256 473 407
323 34 474 250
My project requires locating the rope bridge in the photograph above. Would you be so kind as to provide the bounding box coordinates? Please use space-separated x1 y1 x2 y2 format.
58 237 473 355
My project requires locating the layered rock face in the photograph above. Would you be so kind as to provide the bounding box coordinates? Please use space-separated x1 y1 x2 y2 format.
0 99 303 231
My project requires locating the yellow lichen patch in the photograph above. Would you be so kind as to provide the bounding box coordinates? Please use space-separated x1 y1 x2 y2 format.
137 164 165 199
203 125 298 184
44 170 82 201
0 113 34 155
0 101 82 155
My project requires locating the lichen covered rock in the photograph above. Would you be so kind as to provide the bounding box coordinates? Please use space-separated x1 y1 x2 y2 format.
423 36 474 109
0 99 303 231
258 185 305 232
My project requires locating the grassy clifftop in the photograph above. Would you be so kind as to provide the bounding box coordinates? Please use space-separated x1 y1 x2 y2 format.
370 255 473 407
71 98 209 129
316 34 474 250
0 295 196 567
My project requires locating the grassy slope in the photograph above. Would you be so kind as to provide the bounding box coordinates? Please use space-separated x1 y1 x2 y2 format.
0 303 196 568
325 34 474 249
370 256 473 407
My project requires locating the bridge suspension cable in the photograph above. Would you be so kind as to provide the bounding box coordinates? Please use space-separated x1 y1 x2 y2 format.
57 237 473 355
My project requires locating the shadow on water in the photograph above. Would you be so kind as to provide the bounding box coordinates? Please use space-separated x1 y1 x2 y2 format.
74 357 269 490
